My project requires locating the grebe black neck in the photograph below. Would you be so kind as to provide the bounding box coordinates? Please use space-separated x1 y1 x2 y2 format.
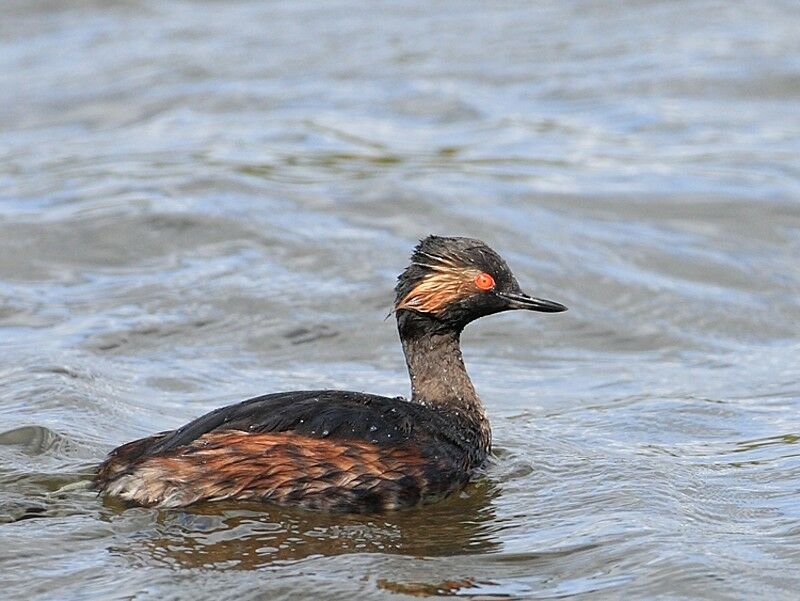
397 310 481 418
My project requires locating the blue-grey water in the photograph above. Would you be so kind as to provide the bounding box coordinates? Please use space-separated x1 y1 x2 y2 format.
2 1 800 599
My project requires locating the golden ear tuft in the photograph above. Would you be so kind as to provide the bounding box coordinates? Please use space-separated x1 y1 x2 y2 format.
395 267 483 315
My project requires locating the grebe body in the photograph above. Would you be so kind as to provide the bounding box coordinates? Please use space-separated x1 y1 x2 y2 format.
95 236 566 512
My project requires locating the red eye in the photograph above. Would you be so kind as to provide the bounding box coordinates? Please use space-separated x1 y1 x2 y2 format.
474 272 495 291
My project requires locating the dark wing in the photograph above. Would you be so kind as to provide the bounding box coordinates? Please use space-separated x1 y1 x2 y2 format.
145 390 433 456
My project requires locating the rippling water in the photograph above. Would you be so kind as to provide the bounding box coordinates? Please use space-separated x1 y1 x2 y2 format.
2 1 800 599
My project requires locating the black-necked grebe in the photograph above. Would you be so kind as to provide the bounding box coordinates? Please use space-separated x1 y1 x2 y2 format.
94 235 567 512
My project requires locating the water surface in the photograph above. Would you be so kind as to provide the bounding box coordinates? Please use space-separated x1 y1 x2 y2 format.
2 1 800 599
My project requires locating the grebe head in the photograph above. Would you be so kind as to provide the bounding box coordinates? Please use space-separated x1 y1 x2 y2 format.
394 235 566 333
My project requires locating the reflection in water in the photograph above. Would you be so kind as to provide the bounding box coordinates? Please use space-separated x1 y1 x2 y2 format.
376 577 501 598
108 479 500 569
732 433 800 453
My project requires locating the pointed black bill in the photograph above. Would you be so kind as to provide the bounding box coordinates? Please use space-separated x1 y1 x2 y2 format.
496 291 567 313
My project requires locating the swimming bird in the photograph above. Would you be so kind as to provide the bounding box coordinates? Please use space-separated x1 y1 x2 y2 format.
94 235 566 512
